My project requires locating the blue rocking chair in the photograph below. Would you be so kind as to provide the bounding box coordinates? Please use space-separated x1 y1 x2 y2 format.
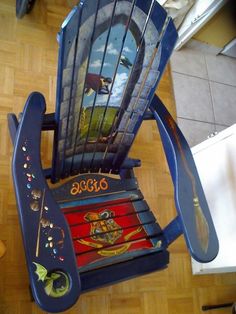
8 0 219 312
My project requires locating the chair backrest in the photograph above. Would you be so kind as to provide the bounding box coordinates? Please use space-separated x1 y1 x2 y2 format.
51 0 178 182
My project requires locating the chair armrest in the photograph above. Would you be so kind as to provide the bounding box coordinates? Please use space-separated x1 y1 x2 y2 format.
150 95 219 263
12 92 80 313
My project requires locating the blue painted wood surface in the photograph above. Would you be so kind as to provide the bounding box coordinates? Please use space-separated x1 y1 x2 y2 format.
81 250 169 292
150 95 219 263
80 250 169 292
12 92 81 313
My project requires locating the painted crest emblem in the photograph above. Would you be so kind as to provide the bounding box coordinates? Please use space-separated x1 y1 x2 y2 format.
85 209 122 245
78 209 143 258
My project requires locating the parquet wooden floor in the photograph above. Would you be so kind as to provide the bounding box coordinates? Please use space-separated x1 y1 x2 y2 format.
0 1 236 313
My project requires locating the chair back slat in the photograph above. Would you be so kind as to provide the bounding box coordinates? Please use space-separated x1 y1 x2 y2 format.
52 0 178 182
53 1 102 179
68 0 104 176
52 5 82 181
98 1 169 172
92 0 156 173
79 0 138 174
111 17 177 172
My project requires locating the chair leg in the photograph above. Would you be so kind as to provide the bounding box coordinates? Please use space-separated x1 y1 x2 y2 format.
0 240 6 258
29 285 35 302
202 303 234 311
119 168 135 179
233 303 236 314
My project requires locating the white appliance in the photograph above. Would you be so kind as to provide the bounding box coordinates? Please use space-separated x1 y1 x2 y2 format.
191 124 236 274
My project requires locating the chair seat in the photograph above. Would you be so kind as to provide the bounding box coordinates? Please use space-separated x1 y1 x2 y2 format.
52 173 165 272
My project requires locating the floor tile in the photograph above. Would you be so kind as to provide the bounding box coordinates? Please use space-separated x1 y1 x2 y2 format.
210 82 236 126
205 54 236 86
172 72 214 123
177 118 215 147
215 124 228 133
185 39 222 55
171 47 208 79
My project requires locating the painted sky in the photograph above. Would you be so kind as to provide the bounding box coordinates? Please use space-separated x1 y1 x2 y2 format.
83 24 137 108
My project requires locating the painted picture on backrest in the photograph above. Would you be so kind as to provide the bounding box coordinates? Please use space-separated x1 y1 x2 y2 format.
81 23 136 143
56 0 166 176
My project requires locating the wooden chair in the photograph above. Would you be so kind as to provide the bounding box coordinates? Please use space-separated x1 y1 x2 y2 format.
8 0 219 312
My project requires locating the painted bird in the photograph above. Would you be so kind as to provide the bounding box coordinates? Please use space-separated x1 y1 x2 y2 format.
120 55 132 69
